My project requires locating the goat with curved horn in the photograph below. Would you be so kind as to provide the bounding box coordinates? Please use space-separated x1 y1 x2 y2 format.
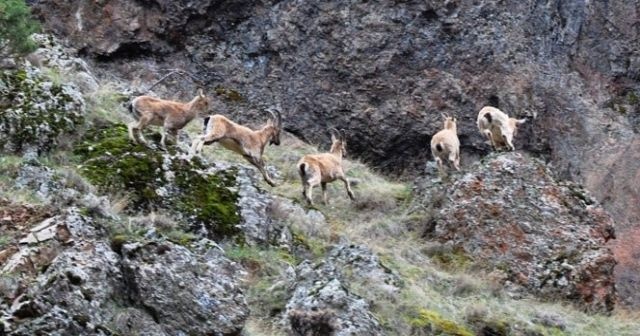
190 109 283 186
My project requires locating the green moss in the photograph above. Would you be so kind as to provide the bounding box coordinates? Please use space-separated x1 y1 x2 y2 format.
0 68 84 153
73 123 240 238
628 92 639 105
164 229 197 247
173 163 240 237
214 85 244 102
409 309 473 336
430 248 472 271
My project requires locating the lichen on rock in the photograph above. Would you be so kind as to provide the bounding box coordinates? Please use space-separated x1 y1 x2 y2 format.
73 123 241 238
0 66 85 154
418 152 616 313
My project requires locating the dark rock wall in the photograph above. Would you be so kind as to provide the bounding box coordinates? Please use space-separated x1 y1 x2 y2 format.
32 0 640 306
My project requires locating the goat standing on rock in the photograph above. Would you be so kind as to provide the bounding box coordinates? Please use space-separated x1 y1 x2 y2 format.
190 108 282 187
430 114 461 177
128 89 210 150
297 128 355 206
477 106 526 151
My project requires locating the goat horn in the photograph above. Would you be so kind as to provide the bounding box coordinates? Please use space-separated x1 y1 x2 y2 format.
339 128 347 141
274 107 282 128
266 108 277 124
329 127 340 139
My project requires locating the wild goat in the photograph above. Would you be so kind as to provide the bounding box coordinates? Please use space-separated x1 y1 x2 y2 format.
476 106 526 151
189 109 282 186
430 114 461 176
128 89 210 149
297 128 355 206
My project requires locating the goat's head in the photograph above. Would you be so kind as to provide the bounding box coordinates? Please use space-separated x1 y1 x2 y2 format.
193 88 210 115
329 128 347 156
509 117 527 137
441 113 457 130
266 108 282 146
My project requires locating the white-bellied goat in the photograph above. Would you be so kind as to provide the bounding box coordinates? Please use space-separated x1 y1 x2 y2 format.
476 106 526 151
297 128 355 205
128 89 210 149
430 114 461 176
189 108 282 186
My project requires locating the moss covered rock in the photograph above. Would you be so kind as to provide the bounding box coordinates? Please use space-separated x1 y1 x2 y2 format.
73 123 240 238
0 66 85 153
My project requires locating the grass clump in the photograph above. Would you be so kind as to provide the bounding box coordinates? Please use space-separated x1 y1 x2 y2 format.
409 308 474 336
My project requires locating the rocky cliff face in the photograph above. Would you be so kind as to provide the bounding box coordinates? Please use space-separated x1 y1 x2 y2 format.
23 0 640 319
30 2 640 307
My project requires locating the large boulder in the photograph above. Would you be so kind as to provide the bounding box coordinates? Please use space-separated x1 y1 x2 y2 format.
283 244 401 336
419 152 616 313
3 240 248 335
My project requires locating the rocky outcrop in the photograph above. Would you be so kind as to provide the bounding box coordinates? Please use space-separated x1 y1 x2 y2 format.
3 240 248 335
419 152 616 313
283 244 401 335
0 65 85 154
73 123 242 239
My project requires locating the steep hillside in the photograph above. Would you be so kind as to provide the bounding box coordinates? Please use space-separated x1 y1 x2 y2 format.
29 0 640 307
1 39 640 334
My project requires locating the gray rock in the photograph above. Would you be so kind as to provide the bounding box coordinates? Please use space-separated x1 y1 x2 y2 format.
121 242 249 335
418 152 616 312
283 244 398 336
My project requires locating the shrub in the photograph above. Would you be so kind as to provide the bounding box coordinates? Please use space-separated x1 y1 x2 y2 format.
0 0 40 57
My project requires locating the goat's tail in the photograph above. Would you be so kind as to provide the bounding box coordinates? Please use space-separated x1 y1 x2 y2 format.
299 162 307 177
435 143 443 152
128 101 140 120
483 112 492 123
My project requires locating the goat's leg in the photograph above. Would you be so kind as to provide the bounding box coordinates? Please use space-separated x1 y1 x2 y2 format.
190 130 222 156
245 155 276 187
339 176 355 201
503 134 515 151
435 157 446 177
135 116 153 145
128 122 139 143
449 151 460 171
484 130 496 150
321 182 328 205
160 130 168 151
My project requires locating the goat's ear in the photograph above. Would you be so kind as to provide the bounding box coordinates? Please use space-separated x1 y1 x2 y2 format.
197 88 204 97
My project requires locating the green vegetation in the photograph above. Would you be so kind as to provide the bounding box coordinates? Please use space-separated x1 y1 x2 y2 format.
409 309 474 336
73 123 240 238
0 0 40 57
0 68 85 153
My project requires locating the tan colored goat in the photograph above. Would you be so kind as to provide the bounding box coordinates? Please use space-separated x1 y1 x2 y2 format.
297 128 355 206
190 109 282 186
128 89 210 149
430 114 460 176
476 106 526 151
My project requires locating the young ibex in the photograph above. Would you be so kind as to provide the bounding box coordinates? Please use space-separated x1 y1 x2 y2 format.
128 89 210 149
476 106 526 151
190 108 282 186
430 114 460 176
297 128 355 205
